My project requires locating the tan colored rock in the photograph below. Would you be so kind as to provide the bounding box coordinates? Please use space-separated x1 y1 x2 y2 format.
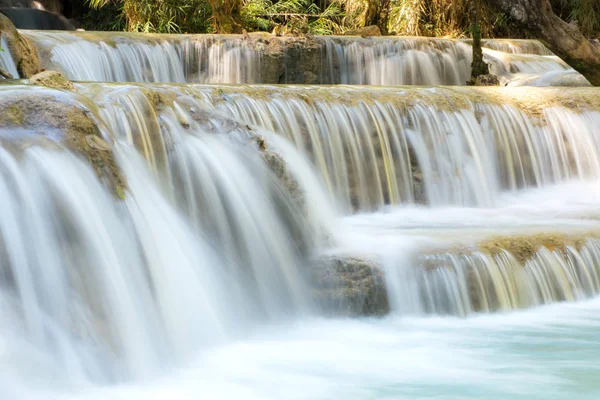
472 74 500 86
0 88 126 198
0 13 40 78
311 255 389 316
29 70 75 90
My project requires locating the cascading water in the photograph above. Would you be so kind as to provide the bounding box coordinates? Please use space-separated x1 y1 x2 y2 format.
22 30 590 86
0 36 19 79
186 84 600 210
0 85 335 391
21 31 262 83
3 24 600 399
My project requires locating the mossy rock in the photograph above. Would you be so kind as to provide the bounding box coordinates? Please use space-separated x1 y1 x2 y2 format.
477 232 600 263
29 70 75 91
0 87 126 198
0 13 40 78
468 74 500 86
311 255 389 316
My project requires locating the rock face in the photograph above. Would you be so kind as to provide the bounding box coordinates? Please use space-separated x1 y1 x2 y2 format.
29 70 75 90
343 25 382 37
245 34 324 84
0 12 40 77
0 88 126 197
470 73 500 86
311 255 389 316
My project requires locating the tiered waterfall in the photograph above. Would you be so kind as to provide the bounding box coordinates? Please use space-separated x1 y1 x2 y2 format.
1 27 600 400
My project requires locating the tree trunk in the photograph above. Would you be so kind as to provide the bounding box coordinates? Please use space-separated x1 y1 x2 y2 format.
0 67 13 79
364 0 391 34
470 0 488 80
488 0 600 85
378 0 391 35
208 0 243 34
364 0 379 28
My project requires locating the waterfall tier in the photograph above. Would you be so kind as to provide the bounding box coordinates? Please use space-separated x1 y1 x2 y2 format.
22 31 590 86
76 83 600 211
0 84 334 381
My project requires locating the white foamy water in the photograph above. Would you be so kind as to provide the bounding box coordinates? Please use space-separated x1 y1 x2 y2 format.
8 299 600 400
0 36 19 79
188 84 600 210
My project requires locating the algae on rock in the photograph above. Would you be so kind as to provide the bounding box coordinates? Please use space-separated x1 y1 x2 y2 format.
29 70 76 91
0 88 126 198
311 255 389 316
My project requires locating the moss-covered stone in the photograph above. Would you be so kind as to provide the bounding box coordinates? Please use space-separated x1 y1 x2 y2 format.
469 74 501 86
0 88 126 198
29 70 75 91
0 13 40 78
311 255 389 316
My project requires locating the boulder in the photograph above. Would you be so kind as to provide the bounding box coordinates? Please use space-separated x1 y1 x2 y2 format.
471 73 500 86
0 88 126 198
311 255 389 316
29 70 75 90
0 12 40 77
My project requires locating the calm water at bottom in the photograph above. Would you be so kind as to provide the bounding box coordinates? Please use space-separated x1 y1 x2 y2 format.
15 297 597 400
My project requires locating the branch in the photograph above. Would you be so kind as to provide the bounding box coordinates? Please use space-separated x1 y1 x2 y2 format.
0 67 13 79
250 13 338 17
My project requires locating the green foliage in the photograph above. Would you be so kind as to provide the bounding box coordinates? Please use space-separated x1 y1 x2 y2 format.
79 0 600 38
242 0 344 34
85 0 212 33
553 0 599 37
387 0 470 37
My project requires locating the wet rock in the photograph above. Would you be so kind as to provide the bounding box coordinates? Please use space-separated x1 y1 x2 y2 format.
259 141 313 256
311 255 389 316
0 13 40 77
261 148 304 207
29 70 75 90
545 72 592 87
261 36 324 84
343 25 382 37
0 88 126 197
468 74 500 86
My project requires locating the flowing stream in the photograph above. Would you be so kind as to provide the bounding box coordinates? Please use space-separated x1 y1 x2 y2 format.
1 30 600 399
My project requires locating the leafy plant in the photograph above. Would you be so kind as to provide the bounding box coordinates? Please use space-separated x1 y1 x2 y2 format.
86 0 212 33
242 0 344 34
553 0 600 37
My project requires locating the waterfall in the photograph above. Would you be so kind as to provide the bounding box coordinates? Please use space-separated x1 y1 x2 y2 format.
20 31 262 83
175 84 600 210
4 26 600 398
0 85 334 384
22 31 589 86
0 36 19 79
78 82 600 316
412 237 600 316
